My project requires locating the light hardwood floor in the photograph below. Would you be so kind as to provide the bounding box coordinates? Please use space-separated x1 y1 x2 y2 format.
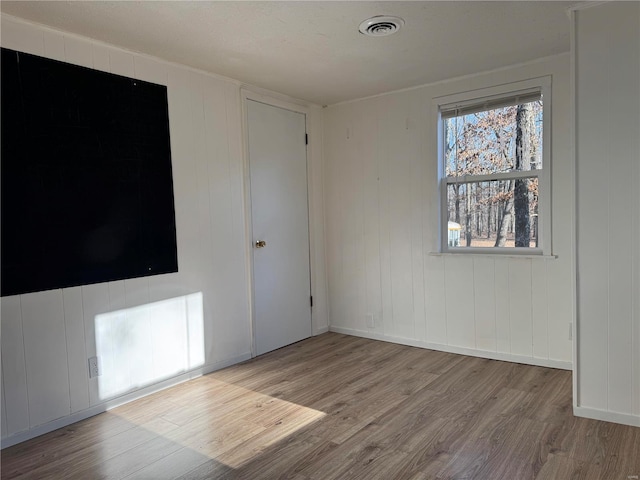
2 333 639 479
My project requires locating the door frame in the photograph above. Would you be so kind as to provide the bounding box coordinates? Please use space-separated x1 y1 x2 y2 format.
240 88 316 357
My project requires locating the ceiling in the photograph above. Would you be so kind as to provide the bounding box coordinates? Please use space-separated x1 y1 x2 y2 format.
0 1 576 105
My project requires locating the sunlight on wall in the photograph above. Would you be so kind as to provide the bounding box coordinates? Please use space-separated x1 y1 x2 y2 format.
95 292 205 400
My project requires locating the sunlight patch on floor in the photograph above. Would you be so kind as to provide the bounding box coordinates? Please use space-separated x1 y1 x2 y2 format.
109 375 326 470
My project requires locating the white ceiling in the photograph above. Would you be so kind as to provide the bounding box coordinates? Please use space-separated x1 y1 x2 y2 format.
0 1 575 105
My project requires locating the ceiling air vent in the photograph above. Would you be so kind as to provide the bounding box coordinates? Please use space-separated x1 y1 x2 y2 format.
358 15 405 37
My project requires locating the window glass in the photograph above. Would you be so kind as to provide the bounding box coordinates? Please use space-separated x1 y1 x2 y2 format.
445 100 543 176
441 95 545 251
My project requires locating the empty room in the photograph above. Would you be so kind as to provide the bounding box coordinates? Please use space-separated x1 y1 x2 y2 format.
1 1 638 479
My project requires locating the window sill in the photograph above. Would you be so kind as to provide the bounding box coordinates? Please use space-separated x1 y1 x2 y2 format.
429 251 558 260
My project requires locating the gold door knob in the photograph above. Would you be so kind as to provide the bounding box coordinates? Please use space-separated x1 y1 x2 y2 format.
255 240 266 248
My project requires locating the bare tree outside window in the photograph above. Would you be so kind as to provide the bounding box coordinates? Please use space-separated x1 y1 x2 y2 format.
443 98 543 249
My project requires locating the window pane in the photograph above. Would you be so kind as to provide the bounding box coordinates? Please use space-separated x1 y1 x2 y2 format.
446 178 539 248
444 100 543 177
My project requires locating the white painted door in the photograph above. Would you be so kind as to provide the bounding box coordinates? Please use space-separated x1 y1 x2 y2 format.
247 99 311 356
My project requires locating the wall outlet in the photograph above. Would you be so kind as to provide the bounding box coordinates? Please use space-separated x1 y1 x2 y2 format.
569 322 573 340
88 356 101 378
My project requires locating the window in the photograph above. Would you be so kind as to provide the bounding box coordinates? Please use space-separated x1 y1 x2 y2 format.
437 78 551 254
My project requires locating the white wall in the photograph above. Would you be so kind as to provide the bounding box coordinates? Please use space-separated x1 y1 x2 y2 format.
324 55 573 369
0 15 328 446
574 1 640 427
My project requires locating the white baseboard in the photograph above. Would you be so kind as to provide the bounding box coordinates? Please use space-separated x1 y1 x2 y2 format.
329 326 572 371
573 406 640 427
0 352 251 449
313 325 329 335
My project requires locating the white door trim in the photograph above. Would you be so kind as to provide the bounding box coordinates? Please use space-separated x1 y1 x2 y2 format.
240 88 314 358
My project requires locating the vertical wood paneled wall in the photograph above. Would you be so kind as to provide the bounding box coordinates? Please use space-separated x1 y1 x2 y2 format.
574 2 640 427
0 15 329 445
324 55 574 370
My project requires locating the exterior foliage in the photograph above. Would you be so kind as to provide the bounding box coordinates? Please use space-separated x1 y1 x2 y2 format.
445 100 542 248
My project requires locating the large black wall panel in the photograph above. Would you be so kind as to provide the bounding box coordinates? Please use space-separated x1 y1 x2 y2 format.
1 48 178 296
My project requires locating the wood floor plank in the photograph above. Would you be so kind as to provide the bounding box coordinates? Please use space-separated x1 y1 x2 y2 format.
8 417 180 480
122 447 212 480
231 434 336 480
67 435 183 480
535 453 603 480
2 333 639 480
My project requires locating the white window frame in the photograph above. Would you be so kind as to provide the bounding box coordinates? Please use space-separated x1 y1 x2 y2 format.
434 77 552 256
